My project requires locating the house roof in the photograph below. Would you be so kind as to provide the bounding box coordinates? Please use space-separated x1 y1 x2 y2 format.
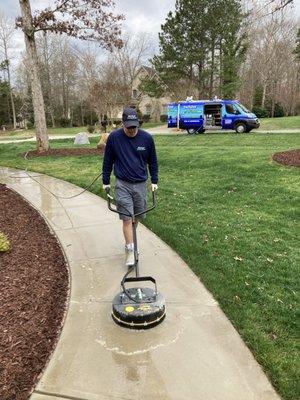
140 65 156 78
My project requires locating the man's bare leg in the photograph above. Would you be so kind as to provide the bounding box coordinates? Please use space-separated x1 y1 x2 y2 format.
123 219 133 245
123 219 138 266
122 219 139 245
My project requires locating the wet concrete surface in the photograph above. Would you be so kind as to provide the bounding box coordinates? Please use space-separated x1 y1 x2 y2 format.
0 167 280 400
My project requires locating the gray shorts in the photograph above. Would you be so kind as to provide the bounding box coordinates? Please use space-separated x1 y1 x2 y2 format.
115 179 147 220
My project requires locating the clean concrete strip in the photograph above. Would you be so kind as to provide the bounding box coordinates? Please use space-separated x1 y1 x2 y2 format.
1 128 299 143
0 167 280 400
0 133 99 144
32 390 91 400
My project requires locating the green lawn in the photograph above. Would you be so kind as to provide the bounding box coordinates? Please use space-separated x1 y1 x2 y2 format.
0 126 85 141
0 132 299 399
259 116 300 130
0 122 164 140
142 122 165 129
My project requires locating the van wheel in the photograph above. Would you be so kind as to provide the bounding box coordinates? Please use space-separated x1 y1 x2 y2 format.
235 123 247 133
187 128 205 134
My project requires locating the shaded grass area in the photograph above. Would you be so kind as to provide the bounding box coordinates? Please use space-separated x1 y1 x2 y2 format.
0 132 299 399
259 116 300 130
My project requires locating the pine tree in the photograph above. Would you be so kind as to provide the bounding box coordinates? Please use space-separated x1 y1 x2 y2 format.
145 0 247 100
218 1 248 98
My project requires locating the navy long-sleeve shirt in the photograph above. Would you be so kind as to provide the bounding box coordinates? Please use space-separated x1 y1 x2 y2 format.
102 128 158 185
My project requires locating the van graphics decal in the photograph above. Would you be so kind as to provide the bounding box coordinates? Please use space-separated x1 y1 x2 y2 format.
181 104 203 118
137 146 146 151
224 119 232 124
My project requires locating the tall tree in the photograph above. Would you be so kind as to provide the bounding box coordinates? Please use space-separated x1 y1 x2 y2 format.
238 9 299 116
146 0 247 101
0 12 17 129
112 33 153 105
293 28 300 61
151 0 211 99
218 2 248 98
38 32 56 127
17 0 124 152
266 0 294 14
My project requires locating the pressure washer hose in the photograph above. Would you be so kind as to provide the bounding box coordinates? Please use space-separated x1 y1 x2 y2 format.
9 150 102 200
8 153 152 303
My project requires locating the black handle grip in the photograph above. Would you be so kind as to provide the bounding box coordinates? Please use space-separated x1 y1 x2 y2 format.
106 186 156 218
122 275 158 301
123 276 156 285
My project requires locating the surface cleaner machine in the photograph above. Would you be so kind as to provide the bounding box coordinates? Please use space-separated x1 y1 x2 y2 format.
105 187 166 329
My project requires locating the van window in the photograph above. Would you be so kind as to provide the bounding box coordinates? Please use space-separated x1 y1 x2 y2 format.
237 103 250 113
225 104 240 115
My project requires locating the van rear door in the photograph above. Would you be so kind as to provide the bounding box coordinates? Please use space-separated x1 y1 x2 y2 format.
167 104 178 128
179 103 204 131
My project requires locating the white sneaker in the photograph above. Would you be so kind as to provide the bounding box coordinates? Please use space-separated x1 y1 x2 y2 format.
124 245 139 254
125 250 135 267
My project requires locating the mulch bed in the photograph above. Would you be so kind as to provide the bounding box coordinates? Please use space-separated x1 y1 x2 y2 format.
0 184 69 400
25 147 104 158
272 149 300 167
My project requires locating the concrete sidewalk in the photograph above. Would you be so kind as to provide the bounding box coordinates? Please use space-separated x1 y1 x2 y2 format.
147 126 300 135
0 133 100 144
0 127 299 143
0 167 280 400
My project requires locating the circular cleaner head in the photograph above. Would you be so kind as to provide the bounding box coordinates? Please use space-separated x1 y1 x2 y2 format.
112 287 166 329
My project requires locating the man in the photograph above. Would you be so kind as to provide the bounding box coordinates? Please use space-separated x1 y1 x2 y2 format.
102 107 158 267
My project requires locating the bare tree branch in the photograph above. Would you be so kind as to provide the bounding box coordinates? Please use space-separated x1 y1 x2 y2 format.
17 0 124 50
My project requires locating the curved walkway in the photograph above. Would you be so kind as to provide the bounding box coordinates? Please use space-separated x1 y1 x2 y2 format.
0 167 280 400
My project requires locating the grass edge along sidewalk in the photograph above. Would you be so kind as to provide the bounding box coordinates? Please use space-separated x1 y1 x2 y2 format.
0 116 300 141
0 131 299 400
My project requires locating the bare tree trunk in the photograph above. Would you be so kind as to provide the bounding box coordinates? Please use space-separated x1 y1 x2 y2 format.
209 41 215 98
271 81 276 118
80 100 84 126
6 91 11 123
219 42 223 93
43 32 55 127
2 40 17 129
19 0 49 152
198 63 203 98
261 83 267 108
6 63 17 129
50 112 55 127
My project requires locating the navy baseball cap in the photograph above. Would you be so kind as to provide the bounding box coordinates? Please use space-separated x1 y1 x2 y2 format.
122 107 139 128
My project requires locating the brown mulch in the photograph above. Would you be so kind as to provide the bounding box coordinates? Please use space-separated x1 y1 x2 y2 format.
25 147 104 158
0 184 69 400
272 149 300 167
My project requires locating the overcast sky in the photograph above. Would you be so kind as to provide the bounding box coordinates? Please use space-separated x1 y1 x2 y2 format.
0 0 299 76
0 0 176 63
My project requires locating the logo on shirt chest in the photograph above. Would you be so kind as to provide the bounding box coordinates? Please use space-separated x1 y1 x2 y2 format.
137 146 146 151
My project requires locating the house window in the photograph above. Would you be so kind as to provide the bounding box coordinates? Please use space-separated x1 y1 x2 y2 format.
145 104 151 115
132 89 138 99
162 104 168 114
